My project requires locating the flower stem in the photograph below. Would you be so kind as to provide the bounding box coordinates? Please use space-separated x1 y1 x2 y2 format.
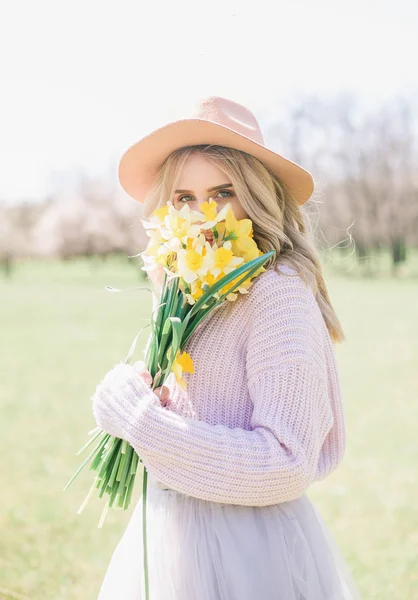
142 467 150 600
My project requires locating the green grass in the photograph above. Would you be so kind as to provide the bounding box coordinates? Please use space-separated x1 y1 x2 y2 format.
0 256 417 599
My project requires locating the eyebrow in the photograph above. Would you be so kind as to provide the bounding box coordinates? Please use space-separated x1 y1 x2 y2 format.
174 183 233 194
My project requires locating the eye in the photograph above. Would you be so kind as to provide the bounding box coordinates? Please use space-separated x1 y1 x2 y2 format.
177 194 194 203
216 189 234 199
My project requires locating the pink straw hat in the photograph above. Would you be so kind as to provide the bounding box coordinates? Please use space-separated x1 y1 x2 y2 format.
118 96 314 206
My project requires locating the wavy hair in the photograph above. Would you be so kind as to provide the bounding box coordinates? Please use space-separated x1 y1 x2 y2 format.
142 144 344 343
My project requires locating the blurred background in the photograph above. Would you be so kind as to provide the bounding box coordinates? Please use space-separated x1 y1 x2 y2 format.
0 0 417 598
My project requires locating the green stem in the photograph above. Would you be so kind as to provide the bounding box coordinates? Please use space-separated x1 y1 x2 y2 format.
63 432 109 491
142 467 149 600
75 427 104 456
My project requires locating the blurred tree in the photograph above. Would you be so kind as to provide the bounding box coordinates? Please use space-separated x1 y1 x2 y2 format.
266 92 418 276
31 172 149 263
0 200 44 278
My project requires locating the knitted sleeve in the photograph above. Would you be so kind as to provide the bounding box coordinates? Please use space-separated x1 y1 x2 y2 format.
120 272 339 506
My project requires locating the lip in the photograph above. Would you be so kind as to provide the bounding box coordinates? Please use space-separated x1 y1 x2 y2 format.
203 232 215 247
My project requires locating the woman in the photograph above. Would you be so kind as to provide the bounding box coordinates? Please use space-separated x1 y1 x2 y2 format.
92 96 362 599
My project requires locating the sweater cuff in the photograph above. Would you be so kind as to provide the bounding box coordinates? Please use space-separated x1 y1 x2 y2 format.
120 370 162 445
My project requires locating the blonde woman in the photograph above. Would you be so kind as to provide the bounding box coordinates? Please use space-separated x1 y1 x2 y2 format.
91 97 362 599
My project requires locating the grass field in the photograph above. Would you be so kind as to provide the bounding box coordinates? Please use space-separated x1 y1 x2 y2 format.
0 256 417 599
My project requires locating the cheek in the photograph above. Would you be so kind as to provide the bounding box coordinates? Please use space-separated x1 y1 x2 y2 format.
231 199 247 220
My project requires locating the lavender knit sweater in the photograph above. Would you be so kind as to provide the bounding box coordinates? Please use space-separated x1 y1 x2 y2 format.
92 264 346 507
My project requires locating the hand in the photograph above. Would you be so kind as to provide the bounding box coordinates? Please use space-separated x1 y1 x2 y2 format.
91 363 160 440
132 361 172 408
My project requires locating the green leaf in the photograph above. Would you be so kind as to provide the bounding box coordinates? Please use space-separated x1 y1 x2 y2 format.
157 317 173 364
75 427 104 456
99 451 121 497
97 438 121 478
117 444 134 496
124 472 136 510
124 324 151 366
130 451 139 475
63 432 109 492
183 251 275 329
193 251 273 316
163 317 185 377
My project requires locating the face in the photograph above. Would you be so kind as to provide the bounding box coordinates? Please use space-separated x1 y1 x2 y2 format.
172 153 249 221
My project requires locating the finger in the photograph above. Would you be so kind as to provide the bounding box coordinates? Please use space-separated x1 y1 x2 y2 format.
132 360 146 372
139 371 153 386
155 386 170 406
133 360 151 376
160 386 170 400
160 396 169 407
155 386 169 399
133 361 153 385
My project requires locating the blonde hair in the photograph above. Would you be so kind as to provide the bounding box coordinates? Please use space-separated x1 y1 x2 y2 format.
143 144 344 343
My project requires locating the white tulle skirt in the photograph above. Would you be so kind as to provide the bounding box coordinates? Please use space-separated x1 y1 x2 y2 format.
97 473 362 600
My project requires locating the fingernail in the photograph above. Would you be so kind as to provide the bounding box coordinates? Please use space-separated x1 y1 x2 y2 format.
141 372 153 385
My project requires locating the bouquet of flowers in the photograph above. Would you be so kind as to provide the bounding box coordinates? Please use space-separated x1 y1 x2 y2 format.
64 197 275 598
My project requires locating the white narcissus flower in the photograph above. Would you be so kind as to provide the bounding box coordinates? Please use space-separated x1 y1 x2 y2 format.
176 238 216 285
139 241 171 276
141 221 167 247
209 240 245 279
192 198 232 229
159 203 202 252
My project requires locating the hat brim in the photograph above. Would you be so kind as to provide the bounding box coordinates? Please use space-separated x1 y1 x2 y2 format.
118 118 314 206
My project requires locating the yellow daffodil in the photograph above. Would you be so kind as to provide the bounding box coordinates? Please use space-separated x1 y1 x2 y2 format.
149 203 202 253
151 204 170 223
210 240 244 278
223 209 259 258
196 198 232 229
201 271 222 287
184 279 205 304
141 203 171 243
140 235 179 281
168 348 194 390
141 217 168 248
219 279 241 301
177 239 215 284
200 198 218 222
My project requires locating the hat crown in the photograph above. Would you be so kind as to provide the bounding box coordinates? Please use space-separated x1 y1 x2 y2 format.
118 95 314 205
192 96 265 145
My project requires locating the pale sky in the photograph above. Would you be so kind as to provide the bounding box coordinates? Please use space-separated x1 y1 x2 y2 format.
0 0 417 202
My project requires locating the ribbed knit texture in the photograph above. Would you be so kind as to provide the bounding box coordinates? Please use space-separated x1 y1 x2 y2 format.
92 264 346 507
